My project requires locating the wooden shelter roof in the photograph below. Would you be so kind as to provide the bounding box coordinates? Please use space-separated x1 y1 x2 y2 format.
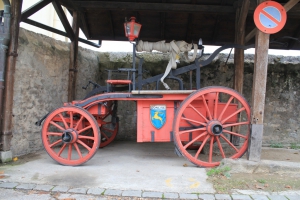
21 0 300 50
62 0 300 50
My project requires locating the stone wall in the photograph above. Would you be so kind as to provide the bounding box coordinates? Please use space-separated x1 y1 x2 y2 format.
10 28 300 156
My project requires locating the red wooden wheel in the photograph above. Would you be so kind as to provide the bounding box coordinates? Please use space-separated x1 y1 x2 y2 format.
41 106 100 166
173 86 251 167
99 113 119 148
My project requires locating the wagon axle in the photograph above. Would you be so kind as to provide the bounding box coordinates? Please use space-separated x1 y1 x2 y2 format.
62 129 78 144
207 120 223 136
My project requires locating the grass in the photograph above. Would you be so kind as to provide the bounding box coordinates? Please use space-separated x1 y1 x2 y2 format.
270 143 283 148
290 143 300 149
207 166 231 177
257 179 266 184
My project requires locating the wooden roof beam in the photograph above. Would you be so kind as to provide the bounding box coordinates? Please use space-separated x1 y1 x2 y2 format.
245 0 300 43
287 24 300 49
73 1 235 13
21 19 100 47
109 11 115 39
52 0 75 41
21 0 53 21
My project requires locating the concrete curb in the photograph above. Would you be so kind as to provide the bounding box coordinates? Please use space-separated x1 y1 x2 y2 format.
1 181 300 199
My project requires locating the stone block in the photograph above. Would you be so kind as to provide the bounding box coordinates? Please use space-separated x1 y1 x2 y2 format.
122 190 142 197
142 191 163 198
215 194 231 200
163 192 179 199
68 187 87 194
179 193 198 199
34 184 54 191
51 185 70 192
250 194 269 200
0 151 12 163
16 183 36 190
231 194 252 200
87 187 105 195
267 195 288 200
0 182 19 189
198 194 215 200
104 189 122 196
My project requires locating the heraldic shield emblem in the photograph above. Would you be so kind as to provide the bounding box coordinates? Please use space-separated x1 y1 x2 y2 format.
150 105 166 129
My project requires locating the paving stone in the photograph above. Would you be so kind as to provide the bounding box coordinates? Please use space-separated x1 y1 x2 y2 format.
0 182 19 189
87 187 105 195
179 193 198 199
142 191 163 198
284 195 300 200
122 190 142 197
199 194 215 200
104 189 122 196
34 184 54 191
231 194 252 200
250 194 269 200
215 194 232 200
267 195 288 200
163 192 179 199
16 183 36 190
51 185 70 192
68 187 88 194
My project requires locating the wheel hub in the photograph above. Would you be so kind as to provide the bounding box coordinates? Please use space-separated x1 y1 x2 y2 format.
62 129 78 143
207 120 223 136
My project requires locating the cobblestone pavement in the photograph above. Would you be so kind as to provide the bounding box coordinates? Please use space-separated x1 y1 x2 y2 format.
0 182 300 200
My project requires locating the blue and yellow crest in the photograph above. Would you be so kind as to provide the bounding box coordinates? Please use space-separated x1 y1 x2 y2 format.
150 105 166 129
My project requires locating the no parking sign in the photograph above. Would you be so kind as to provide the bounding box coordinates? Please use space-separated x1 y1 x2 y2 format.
254 1 287 34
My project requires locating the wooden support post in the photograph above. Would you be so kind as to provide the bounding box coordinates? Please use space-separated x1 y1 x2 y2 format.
231 0 249 145
68 11 80 101
1 0 23 151
248 29 270 162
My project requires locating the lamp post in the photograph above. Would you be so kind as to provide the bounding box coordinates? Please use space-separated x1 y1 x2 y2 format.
124 17 142 42
124 17 142 90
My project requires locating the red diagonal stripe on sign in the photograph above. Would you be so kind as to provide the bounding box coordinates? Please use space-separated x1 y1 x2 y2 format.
261 8 280 25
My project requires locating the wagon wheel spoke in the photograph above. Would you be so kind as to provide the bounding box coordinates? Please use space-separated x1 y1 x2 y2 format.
209 136 214 163
74 115 84 130
78 135 95 140
77 140 92 151
47 132 62 136
201 95 213 120
216 136 226 158
77 125 92 134
101 132 109 140
213 92 219 119
57 144 67 157
223 130 247 139
173 86 250 167
68 144 72 160
42 106 100 166
70 111 74 128
181 116 207 127
195 134 210 159
50 121 65 131
217 96 234 121
183 131 207 150
49 139 62 148
179 127 206 135
223 121 249 128
187 104 209 123
220 135 239 153
59 113 69 129
221 107 246 124
73 143 83 159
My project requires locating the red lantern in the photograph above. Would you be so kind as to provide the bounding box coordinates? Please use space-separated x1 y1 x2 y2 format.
124 17 142 41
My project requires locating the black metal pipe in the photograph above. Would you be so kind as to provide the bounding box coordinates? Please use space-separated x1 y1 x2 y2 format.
0 0 11 151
